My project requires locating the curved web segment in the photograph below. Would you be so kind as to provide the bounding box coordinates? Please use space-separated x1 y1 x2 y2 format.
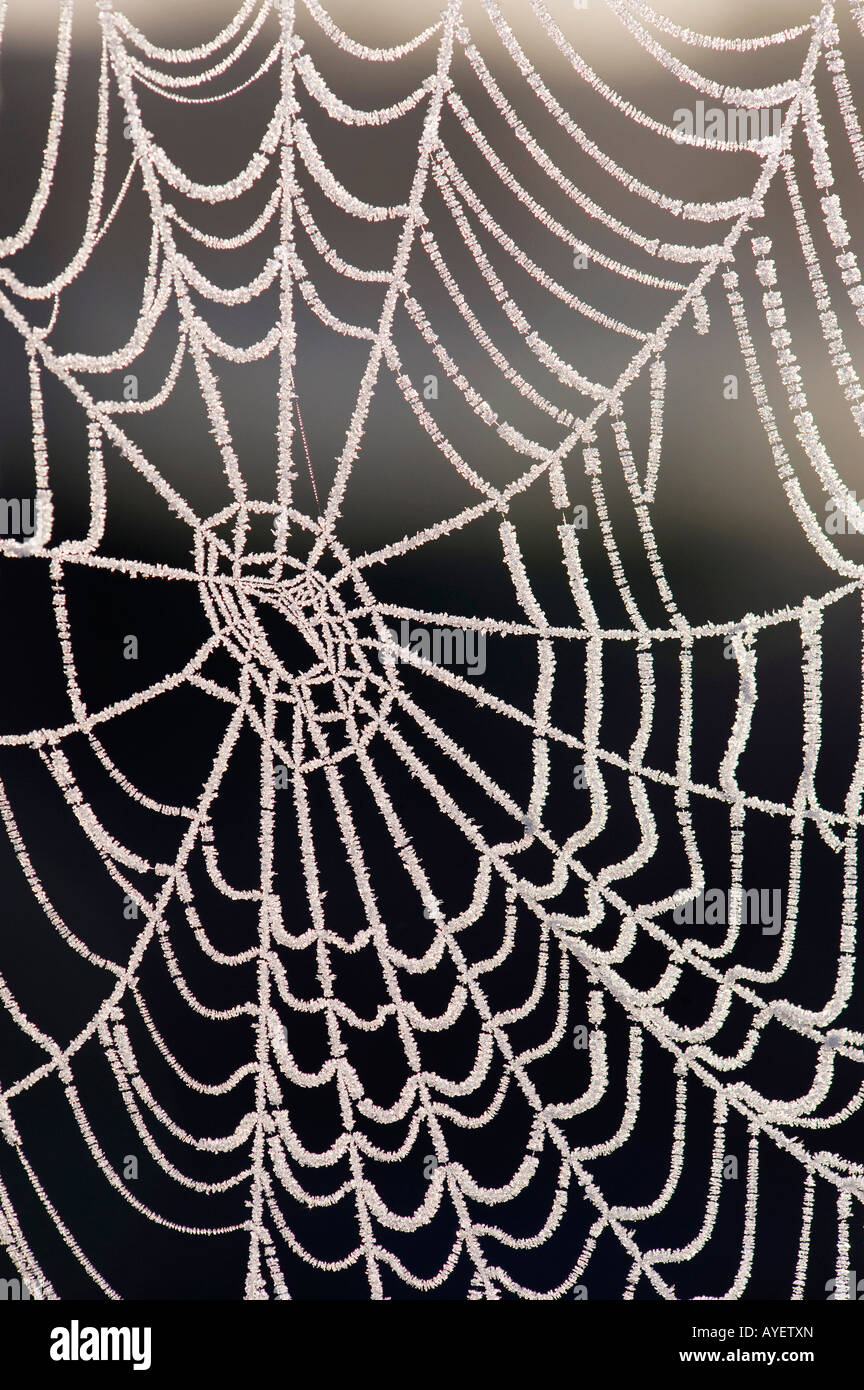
0 0 862 1300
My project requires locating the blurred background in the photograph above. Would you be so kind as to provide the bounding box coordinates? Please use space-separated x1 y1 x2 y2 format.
0 0 862 1300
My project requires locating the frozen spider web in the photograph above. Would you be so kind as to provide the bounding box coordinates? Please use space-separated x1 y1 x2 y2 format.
0 0 863 1300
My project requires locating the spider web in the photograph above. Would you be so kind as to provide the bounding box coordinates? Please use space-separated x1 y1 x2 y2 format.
0 0 863 1301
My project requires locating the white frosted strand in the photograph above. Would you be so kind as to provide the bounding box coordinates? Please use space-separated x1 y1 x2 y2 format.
109 11 284 217
645 358 666 501
300 0 442 62
825 46 864 178
643 1095 728 1268
309 3 459 556
601 0 801 114
802 87 835 189
366 697 574 934
282 723 364 1233
712 1127 759 1298
388 695 844 1273
561 91 811 592
631 647 657 770
474 9 751 219
691 293 710 334
791 1174 816 1298
612 0 808 51
0 0 73 258
337 798 679 1300
719 628 757 839
528 0 795 152
28 350 49 495
781 158 864 433
12 1150 120 1299
201 839 263 901
335 741 508 1293
547 973 766 1295
126 1 273 90
4 695 255 1103
621 475 684 621
264 1245 291 1300
513 953 569 1068
0 780 117 1013
170 185 282 250
401 294 500 428
839 593 864 959
112 1026 254 1154
293 118 409 221
419 228 578 423
402 292 561 448
104 333 188 417
443 95 686 287
433 153 646 340
383 340 503 501
673 638 700 907
588 464 651 637
0 350 57 562
610 415 642 504
310 752 444 1292
499 521 549 637
572 1029 644 1160
98 1043 254 1191
469 1168 570 1248
55 258 174 374
375 1236 464 1293
0 0 862 1303
245 674 280 1299
112 0 264 64
593 421 682 626
363 1166 447 1232
187 332 249 509
292 263 375 340
296 54 434 125
450 60 708 259
723 270 864 578
0 43 111 301
835 1189 852 1299
292 187 390 281
800 602 844 850
528 336 611 402
822 191 850 247
0 1176 55 1300
752 230 864 522
432 167 611 400
549 459 569 511
613 1076 687 1224
130 41 281 108
822 188 864 328
366 682 553 870
148 128 280 205
276 3 298 548
176 250 280 305
264 1179 362 1272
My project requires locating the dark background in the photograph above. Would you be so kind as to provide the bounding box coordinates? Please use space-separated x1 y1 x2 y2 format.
0 0 862 1300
